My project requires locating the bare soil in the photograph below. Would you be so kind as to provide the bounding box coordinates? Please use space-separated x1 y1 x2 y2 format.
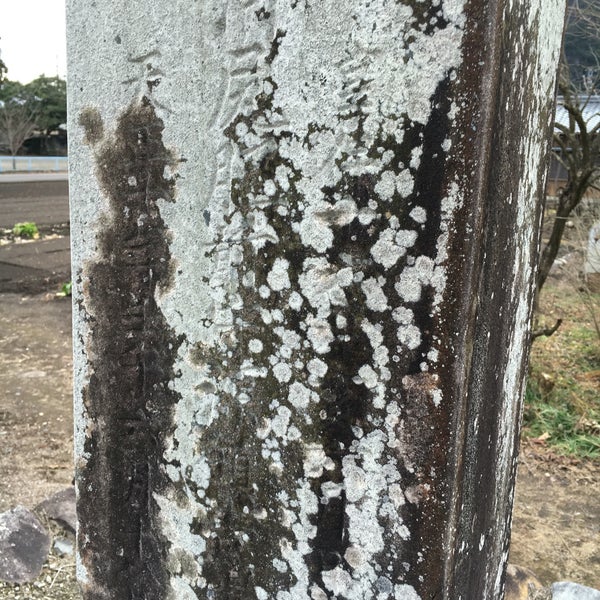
0 293 73 513
0 292 79 599
510 441 600 589
0 291 598 598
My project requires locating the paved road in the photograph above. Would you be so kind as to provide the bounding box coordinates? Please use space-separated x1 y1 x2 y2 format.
0 178 70 229
0 177 71 293
0 172 68 183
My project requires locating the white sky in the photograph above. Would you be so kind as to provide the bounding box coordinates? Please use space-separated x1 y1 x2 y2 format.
0 0 67 83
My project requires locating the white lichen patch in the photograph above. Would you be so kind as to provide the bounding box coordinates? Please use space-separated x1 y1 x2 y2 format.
361 277 389 312
298 257 353 313
409 206 427 224
255 586 269 600
288 382 313 411
249 338 264 354
374 170 397 201
263 180 277 196
395 584 421 599
306 316 335 355
268 258 291 291
307 358 328 379
397 324 422 350
396 169 415 198
304 443 335 478
357 364 378 389
370 228 418 269
288 291 304 311
370 228 406 269
273 362 293 383
394 255 438 304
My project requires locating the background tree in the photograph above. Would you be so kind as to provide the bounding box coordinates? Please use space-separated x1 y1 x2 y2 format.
537 0 600 295
0 56 6 85
0 80 38 169
563 0 600 89
0 75 67 163
0 38 7 84
25 75 67 151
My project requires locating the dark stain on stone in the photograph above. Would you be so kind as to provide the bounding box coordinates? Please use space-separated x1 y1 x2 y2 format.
407 75 452 366
77 96 182 599
197 399 297 597
114 34 122 44
266 29 286 64
313 492 348 571
395 75 456 598
307 319 372 580
255 7 271 20
147 78 161 92
404 0 450 41
78 108 104 146
190 98 303 595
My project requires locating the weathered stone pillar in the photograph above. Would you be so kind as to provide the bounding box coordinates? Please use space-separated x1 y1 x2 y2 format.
67 1 565 598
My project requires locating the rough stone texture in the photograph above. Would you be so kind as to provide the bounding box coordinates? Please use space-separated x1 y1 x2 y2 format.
552 582 600 600
0 506 51 584
67 1 565 599
36 487 77 534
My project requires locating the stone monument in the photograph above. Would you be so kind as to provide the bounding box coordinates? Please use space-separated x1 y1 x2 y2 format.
67 1 565 598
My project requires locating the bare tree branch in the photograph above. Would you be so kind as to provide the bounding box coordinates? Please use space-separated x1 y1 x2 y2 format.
538 2 600 297
0 101 37 168
531 319 563 341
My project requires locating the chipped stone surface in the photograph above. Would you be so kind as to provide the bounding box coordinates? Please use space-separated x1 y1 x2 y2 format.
67 0 565 598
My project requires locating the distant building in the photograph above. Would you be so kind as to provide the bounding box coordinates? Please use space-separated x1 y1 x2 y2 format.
22 126 68 156
547 95 600 198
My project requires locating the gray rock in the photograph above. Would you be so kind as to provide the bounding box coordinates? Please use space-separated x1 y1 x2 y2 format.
0 505 51 583
53 537 74 557
552 582 600 600
36 487 76 533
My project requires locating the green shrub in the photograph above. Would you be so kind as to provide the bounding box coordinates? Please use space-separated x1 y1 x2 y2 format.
57 281 72 297
12 222 39 239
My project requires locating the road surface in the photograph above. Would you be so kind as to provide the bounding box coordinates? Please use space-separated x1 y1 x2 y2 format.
0 176 70 229
0 172 68 183
0 175 71 293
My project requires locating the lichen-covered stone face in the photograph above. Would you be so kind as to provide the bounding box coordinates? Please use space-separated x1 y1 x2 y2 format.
67 0 565 598
158 3 467 598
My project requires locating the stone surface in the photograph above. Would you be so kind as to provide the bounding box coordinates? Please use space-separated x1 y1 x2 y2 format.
67 1 566 598
53 537 74 557
552 582 600 600
36 487 76 534
0 505 51 584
